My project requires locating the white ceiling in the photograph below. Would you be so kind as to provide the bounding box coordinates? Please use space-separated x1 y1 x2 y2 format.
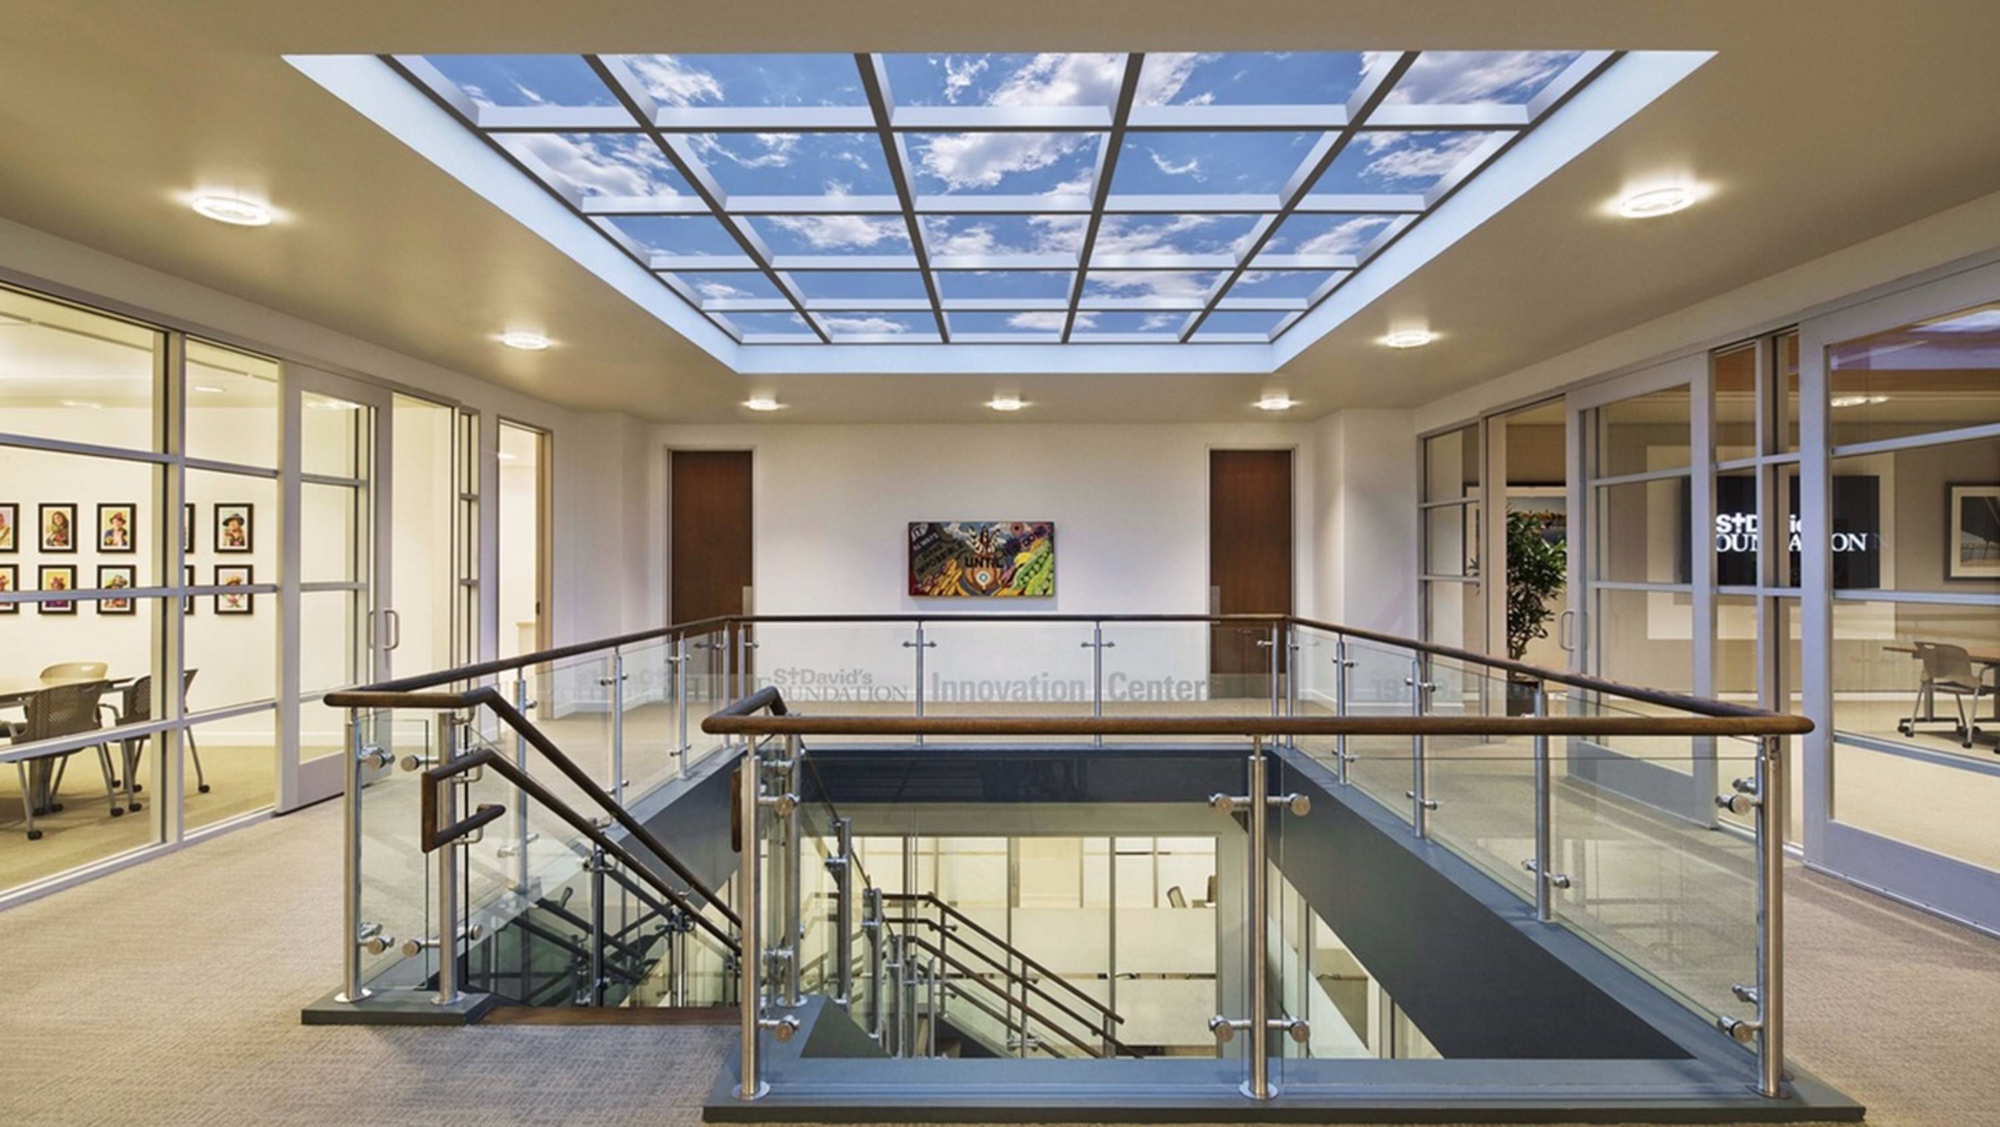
1 1 1996 424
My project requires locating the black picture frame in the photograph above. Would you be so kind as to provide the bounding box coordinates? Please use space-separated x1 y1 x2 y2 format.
39 502 77 553
0 563 17 614
0 502 18 554
1946 482 2000 581
214 564 254 615
96 564 137 615
183 502 195 554
38 564 76 614
214 503 254 553
98 502 138 554
184 564 196 616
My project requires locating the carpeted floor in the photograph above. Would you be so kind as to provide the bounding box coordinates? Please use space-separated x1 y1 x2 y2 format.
0 798 1995 1127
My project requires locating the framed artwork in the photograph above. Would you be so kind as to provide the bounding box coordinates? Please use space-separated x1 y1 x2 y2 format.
0 563 17 614
98 502 138 553
40 502 77 553
1948 483 2000 580
0 501 16 553
908 521 1055 598
214 564 254 614
183 503 195 553
184 564 196 615
97 564 136 615
38 564 76 614
215 503 254 553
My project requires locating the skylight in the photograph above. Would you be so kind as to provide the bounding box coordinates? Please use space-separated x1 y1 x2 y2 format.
291 49 1711 372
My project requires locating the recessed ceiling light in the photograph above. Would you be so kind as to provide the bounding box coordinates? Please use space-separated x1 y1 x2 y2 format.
1382 329 1438 349
191 194 274 227
498 331 551 351
1255 393 1297 411
61 399 102 410
987 395 1026 412
193 384 226 394
496 451 519 462
744 395 785 412
1616 185 1697 219
1830 394 1889 408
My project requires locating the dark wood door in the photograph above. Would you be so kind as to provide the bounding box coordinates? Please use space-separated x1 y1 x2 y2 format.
1209 450 1293 699
671 450 753 623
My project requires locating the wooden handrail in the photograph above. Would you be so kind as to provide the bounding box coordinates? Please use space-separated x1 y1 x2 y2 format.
707 713 1810 738
885 892 1123 1027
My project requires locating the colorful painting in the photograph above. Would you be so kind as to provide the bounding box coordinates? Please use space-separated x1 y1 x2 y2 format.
908 521 1054 598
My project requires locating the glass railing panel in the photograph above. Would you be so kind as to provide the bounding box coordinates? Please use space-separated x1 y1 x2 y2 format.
619 638 679 800
356 709 435 991
1289 624 1341 767
1099 621 1266 742
526 649 619 800
1342 637 1419 819
1548 710 1761 1028
920 619 1096 741
741 622 919 745
681 626 738 766
1419 660 1539 902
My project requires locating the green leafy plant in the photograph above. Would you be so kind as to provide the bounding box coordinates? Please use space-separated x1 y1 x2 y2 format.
1506 509 1567 662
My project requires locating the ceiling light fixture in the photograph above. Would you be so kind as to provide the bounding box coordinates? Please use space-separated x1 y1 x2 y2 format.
497 331 551 351
1382 329 1438 349
987 395 1026 412
193 384 226 394
744 395 785 412
191 194 274 227
1830 394 1890 408
61 399 102 410
1255 393 1297 411
1616 185 1698 219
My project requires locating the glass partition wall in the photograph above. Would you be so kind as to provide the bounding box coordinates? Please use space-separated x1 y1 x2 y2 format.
1418 257 2000 935
0 277 487 902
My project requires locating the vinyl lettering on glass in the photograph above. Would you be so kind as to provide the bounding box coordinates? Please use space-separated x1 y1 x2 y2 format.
1682 476 1880 587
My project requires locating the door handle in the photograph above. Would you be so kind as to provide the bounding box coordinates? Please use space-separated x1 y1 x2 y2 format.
1557 608 1576 653
383 608 402 652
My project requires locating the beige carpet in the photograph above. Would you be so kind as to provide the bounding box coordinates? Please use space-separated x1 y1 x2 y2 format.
1 799 1997 1126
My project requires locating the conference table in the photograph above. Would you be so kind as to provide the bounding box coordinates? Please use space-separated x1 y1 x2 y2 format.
1 672 134 821
1883 644 2000 743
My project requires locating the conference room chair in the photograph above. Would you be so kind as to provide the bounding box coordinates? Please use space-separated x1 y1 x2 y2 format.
1903 642 1994 750
106 670 210 810
6 680 124 841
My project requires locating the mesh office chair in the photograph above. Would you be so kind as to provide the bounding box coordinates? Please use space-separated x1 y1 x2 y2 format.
8 680 124 841
107 671 209 809
1904 643 1993 750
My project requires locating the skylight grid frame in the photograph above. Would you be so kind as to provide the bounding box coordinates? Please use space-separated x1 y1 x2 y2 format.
383 49 1622 347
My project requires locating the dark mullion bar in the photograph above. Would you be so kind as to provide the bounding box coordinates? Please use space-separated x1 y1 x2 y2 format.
1061 54 1146 343
855 53 950 342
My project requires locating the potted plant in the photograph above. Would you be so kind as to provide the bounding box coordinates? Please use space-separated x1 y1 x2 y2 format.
1505 509 1567 715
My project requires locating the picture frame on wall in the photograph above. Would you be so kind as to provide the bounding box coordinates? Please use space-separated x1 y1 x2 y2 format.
184 564 196 615
0 563 18 613
0 502 17 553
38 564 76 614
183 502 195 554
214 564 253 614
1947 483 2000 580
97 564 136 615
40 502 77 553
98 502 137 553
215 503 253 553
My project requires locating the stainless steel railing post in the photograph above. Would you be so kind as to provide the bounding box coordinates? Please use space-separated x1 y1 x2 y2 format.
512 677 532 894
337 709 375 1004
736 743 766 1100
1758 734 1786 1098
1090 621 1105 748
833 816 855 1008
1267 623 1281 717
674 636 690 777
606 649 627 804
433 710 462 1007
1533 685 1554 922
1406 657 1436 837
588 846 608 1006
784 750 803 1007
1333 638 1352 787
1245 737 1271 1100
863 886 884 1040
904 623 933 748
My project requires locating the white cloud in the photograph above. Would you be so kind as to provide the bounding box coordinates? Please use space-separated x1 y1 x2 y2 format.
624 54 725 106
764 214 906 250
504 133 678 197
1360 132 1486 184
1290 215 1394 256
821 314 909 334
1086 270 1214 301
940 55 988 103
1132 53 1214 106
916 131 1088 192
1140 312 1181 330
694 132 800 170
694 279 754 300
1383 51 1574 104
1148 149 1202 178
1006 310 1073 331
989 53 1125 107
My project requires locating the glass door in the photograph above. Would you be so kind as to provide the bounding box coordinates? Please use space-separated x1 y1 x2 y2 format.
1565 353 1717 821
289 366 391 808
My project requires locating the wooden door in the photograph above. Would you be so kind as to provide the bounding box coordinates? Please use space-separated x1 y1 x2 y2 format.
671 448 753 623
1209 450 1293 700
